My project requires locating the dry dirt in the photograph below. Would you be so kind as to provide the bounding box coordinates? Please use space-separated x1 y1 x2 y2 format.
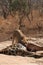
0 54 43 65
0 39 43 65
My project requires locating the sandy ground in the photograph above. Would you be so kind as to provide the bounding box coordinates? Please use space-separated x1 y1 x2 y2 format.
0 41 12 51
0 38 43 65
0 54 43 65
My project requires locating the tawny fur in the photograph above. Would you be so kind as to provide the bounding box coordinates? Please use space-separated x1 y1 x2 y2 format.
12 29 43 52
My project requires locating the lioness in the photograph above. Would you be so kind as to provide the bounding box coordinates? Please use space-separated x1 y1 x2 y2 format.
12 29 43 52
12 29 28 48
